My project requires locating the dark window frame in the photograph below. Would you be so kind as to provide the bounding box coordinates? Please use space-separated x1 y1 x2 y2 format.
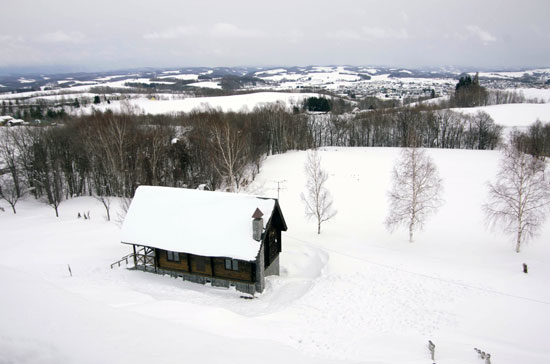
167 251 180 262
224 258 239 271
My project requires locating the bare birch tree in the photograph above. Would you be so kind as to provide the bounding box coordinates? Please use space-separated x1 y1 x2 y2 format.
386 148 444 242
301 149 337 234
209 119 248 192
484 143 550 253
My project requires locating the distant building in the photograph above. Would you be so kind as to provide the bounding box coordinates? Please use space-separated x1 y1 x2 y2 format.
0 116 24 126
0 116 13 126
118 186 287 295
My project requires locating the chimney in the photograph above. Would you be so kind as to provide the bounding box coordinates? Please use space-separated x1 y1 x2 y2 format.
252 208 264 241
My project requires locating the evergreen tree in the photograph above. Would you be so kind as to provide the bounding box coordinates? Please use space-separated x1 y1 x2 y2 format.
303 97 331 112
454 73 487 107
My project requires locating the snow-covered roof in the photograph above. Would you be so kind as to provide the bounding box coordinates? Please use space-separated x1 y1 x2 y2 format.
120 186 279 261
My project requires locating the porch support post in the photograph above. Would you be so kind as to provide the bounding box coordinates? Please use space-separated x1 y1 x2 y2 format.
132 244 137 268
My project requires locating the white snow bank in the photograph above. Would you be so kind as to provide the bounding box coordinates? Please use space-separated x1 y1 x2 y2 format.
0 265 337 364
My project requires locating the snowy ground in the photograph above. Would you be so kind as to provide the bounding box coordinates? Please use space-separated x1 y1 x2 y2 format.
74 92 320 115
504 88 550 103
452 103 550 128
1 148 550 364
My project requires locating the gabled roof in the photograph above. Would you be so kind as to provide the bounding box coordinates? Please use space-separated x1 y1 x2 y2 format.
120 186 284 261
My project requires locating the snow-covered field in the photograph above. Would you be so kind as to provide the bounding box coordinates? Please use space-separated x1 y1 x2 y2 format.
1 147 549 364
506 88 550 103
452 103 550 128
76 92 320 114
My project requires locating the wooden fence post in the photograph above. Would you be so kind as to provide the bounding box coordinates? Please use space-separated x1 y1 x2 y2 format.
428 340 435 361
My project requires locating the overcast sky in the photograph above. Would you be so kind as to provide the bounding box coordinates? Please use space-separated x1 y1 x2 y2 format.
1 0 549 72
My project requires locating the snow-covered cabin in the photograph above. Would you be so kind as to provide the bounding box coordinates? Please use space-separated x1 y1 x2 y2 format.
120 186 287 295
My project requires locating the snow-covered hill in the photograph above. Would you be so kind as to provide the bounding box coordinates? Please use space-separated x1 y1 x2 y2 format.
1 148 549 364
75 92 320 115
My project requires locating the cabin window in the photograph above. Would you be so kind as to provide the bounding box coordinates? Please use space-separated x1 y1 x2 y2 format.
225 258 239 271
167 251 179 262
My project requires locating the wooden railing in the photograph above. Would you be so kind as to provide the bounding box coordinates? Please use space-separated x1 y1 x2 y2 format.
110 247 145 269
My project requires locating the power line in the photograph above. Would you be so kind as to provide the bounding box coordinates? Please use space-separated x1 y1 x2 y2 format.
285 234 550 306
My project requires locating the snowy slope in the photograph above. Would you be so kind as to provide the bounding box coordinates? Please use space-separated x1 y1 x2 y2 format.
505 88 550 102
452 103 550 128
1 148 550 364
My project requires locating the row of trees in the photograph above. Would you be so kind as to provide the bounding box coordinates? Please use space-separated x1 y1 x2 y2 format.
0 104 314 217
309 107 502 150
510 120 550 158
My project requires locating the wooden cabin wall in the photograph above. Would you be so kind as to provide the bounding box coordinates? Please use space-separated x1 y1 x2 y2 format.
212 258 254 282
156 249 254 283
157 250 190 271
189 255 213 276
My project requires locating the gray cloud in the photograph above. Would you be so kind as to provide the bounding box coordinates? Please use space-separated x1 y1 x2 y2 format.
361 27 409 40
0 0 548 71
36 31 85 44
143 26 198 40
210 23 265 39
465 25 497 44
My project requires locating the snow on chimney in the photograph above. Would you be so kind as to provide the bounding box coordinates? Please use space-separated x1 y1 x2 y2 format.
252 208 264 241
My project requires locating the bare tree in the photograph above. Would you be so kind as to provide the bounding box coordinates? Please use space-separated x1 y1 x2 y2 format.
386 148 444 242
0 176 23 214
484 142 550 252
85 111 136 197
95 194 113 221
209 119 248 192
300 149 337 234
